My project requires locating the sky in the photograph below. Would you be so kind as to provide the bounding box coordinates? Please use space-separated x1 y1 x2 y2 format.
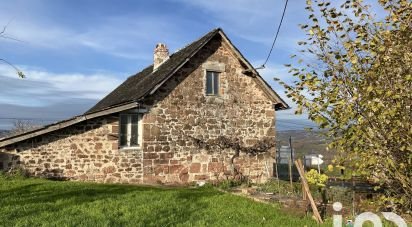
0 0 319 130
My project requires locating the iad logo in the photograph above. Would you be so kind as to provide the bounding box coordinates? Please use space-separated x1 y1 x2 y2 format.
332 202 408 227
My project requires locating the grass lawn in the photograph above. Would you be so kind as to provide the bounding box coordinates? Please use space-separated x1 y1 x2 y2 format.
0 177 324 226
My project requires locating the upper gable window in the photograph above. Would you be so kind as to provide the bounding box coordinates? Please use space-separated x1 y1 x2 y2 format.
119 114 142 148
206 71 219 95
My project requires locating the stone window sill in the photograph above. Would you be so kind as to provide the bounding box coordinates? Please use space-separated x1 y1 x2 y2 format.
119 146 142 151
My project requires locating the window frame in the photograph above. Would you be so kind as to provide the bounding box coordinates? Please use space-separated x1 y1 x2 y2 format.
118 113 142 149
205 70 220 96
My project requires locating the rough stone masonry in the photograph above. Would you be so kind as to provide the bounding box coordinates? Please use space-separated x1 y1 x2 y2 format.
0 35 277 185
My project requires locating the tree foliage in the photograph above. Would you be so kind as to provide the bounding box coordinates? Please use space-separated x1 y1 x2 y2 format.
305 169 328 187
277 0 411 212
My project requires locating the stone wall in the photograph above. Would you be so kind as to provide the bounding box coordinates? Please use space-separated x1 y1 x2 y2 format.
0 35 277 185
0 116 143 184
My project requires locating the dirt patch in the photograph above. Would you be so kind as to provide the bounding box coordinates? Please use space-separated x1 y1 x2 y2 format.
229 186 310 217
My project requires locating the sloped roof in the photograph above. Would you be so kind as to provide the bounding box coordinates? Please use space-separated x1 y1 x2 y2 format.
86 28 221 113
0 102 138 148
87 28 288 114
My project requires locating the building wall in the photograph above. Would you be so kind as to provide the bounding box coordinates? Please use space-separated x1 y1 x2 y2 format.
0 35 277 184
140 36 276 184
0 116 143 184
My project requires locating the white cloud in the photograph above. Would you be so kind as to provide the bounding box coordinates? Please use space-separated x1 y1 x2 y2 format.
0 64 122 106
252 61 291 92
73 15 188 60
256 62 289 81
0 18 148 60
0 9 188 60
171 0 306 50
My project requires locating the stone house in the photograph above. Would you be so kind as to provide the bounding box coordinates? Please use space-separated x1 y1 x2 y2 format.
0 28 288 184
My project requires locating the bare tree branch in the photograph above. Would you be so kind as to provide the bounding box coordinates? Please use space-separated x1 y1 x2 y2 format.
0 59 25 78
10 120 41 136
189 135 276 175
0 20 26 78
0 34 24 43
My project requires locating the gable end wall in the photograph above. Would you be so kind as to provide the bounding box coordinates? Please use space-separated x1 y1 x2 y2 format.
140 36 276 184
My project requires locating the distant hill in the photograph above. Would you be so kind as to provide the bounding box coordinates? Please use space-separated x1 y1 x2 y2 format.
0 99 97 130
0 129 10 139
276 130 335 163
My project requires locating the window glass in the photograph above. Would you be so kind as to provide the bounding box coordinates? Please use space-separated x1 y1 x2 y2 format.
119 115 128 147
119 114 141 148
206 71 219 95
206 71 213 95
130 115 139 146
213 72 219 95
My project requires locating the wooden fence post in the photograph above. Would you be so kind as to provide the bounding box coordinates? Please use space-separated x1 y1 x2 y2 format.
288 157 293 189
295 159 323 224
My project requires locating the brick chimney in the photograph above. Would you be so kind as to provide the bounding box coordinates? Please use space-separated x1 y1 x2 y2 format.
153 43 169 70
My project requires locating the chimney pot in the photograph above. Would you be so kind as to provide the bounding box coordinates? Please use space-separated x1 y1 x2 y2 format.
153 43 169 71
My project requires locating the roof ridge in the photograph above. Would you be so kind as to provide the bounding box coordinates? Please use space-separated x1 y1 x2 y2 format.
148 28 219 75
132 28 220 99
170 28 221 56
104 29 221 89
85 28 220 113
122 28 220 82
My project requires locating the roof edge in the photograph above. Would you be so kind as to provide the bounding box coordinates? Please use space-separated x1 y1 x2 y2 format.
216 30 289 110
0 102 139 148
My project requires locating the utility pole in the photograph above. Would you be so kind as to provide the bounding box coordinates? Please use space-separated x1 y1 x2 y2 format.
289 136 293 187
289 136 293 163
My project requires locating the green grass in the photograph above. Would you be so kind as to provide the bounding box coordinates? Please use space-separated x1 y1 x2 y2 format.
0 177 324 227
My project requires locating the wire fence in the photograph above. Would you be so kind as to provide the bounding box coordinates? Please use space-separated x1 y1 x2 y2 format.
272 154 380 219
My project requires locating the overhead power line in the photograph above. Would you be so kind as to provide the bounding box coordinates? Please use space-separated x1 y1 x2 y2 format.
259 0 289 69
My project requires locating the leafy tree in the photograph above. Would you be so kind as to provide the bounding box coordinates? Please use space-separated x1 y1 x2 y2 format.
277 0 411 212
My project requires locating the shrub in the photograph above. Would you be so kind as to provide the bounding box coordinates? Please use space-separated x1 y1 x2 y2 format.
305 169 328 188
